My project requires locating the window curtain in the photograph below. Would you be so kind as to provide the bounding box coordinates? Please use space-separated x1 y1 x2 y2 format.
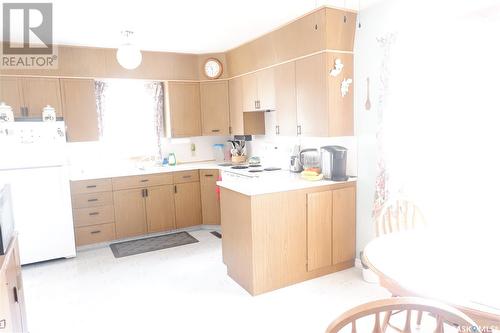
94 80 165 160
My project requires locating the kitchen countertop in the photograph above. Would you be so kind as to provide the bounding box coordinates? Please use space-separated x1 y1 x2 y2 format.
216 171 356 196
69 160 356 196
69 161 221 181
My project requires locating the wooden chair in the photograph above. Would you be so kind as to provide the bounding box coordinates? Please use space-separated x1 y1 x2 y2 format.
325 297 479 333
375 199 426 237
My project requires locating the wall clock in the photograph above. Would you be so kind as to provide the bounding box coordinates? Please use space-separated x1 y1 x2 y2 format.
204 58 223 79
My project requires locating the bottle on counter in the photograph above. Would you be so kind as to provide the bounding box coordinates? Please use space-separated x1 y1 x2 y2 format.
167 153 177 166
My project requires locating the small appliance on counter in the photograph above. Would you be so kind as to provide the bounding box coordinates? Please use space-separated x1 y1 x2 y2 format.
299 148 321 171
289 144 302 173
320 145 348 181
212 144 225 163
0 102 14 122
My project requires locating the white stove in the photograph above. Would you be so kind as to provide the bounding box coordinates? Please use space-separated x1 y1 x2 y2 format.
219 164 285 179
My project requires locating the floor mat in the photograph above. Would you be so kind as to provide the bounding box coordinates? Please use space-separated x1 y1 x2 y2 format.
110 231 199 258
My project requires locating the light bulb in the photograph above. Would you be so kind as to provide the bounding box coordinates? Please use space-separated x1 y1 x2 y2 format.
116 43 142 70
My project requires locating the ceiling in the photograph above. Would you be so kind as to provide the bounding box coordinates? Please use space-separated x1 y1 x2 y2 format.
4 0 368 54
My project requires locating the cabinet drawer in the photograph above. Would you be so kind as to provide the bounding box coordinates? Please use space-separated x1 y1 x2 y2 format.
70 178 112 194
200 169 219 182
75 223 116 246
73 205 115 227
112 173 173 191
72 191 113 209
173 170 199 183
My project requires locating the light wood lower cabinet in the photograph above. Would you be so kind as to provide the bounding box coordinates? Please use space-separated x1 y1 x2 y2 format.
306 186 356 272
75 223 116 246
200 170 220 225
0 235 28 333
174 182 202 228
113 188 147 238
146 185 176 233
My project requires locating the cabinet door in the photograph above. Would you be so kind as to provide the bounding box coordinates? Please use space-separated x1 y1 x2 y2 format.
146 185 176 233
228 77 244 135
306 191 333 271
274 62 297 136
21 77 63 118
327 53 354 136
332 186 356 265
168 82 201 137
174 182 202 228
60 78 99 142
1 241 26 333
296 53 328 137
200 170 220 225
113 188 147 238
0 77 24 118
256 67 275 111
200 81 229 136
241 72 258 111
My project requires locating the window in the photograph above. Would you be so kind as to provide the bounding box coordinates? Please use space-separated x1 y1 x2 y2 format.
95 79 164 158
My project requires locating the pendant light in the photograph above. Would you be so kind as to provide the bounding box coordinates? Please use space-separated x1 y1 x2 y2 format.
116 30 142 70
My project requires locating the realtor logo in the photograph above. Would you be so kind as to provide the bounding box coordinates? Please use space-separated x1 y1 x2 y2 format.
1 3 57 68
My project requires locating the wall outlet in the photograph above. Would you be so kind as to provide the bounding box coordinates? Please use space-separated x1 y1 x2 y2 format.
191 143 196 156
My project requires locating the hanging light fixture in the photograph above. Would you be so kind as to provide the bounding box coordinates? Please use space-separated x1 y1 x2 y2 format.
116 30 142 70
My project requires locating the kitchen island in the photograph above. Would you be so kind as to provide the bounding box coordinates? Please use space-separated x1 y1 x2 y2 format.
217 172 356 295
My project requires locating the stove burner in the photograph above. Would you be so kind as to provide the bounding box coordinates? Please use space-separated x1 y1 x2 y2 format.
231 165 249 170
248 169 263 173
248 164 262 168
264 167 281 171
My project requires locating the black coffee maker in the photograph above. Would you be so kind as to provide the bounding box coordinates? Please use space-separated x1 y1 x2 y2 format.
320 145 348 181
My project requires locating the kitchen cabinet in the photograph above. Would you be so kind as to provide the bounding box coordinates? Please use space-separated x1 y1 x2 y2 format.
146 185 176 233
200 81 229 136
60 78 99 142
113 188 147 238
296 52 354 137
0 77 23 118
241 67 275 111
174 181 202 228
274 62 297 136
21 77 63 118
228 76 244 135
306 186 356 272
200 170 220 225
0 235 28 333
167 82 202 137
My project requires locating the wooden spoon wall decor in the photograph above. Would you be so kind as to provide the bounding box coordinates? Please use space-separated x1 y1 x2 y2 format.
365 77 372 111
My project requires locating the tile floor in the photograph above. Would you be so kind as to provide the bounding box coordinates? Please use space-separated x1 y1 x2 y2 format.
21 229 389 333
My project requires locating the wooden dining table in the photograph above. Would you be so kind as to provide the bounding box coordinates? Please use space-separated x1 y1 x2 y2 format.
363 228 500 330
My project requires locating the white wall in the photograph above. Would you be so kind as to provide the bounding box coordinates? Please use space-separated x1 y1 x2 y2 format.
354 0 500 255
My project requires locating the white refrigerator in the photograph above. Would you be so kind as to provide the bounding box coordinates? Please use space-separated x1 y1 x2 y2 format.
0 121 76 264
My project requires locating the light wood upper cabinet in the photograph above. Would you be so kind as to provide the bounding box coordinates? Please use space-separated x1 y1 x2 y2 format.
274 62 297 136
174 181 202 228
296 52 354 137
296 52 328 137
60 78 99 142
146 185 176 233
241 68 275 111
167 82 201 137
21 77 63 118
113 188 147 238
200 170 220 225
200 81 229 136
0 77 24 118
228 76 244 135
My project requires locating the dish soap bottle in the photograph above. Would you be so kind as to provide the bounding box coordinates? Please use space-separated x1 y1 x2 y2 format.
167 153 177 166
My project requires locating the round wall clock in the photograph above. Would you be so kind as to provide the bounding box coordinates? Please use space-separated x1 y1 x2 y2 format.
204 58 223 79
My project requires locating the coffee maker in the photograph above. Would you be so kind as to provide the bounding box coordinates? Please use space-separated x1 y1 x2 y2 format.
320 146 348 181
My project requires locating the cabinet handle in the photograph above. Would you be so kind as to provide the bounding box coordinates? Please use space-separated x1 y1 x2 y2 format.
13 286 18 303
140 179 149 183
211 129 220 133
145 189 148 197
229 126 232 134
87 198 98 202
182 175 191 179
275 125 280 135
204 174 214 177
90 230 101 235
141 189 145 197
174 185 177 194
89 212 99 216
86 185 97 188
